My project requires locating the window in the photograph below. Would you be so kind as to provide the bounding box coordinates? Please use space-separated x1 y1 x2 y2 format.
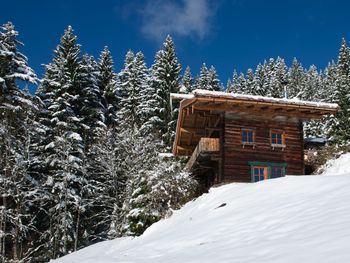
249 162 287 182
253 166 268 182
270 167 285 178
242 129 255 144
270 129 285 146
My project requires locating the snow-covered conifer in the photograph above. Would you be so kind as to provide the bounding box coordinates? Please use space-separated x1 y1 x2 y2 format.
226 70 239 93
78 54 105 144
151 35 182 148
208 66 223 91
288 58 306 98
244 68 255 95
181 66 194 93
97 47 119 126
196 63 210 90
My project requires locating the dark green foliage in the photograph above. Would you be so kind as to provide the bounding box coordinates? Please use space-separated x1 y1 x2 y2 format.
97 46 119 126
151 35 182 148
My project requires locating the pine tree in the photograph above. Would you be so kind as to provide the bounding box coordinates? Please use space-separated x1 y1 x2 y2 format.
288 58 306 98
0 21 40 262
328 38 350 144
196 63 210 90
85 127 126 241
208 66 223 91
97 47 118 126
119 50 141 128
302 65 320 101
0 22 37 97
181 66 194 93
116 131 197 236
244 68 256 95
133 52 159 133
37 26 88 258
79 54 105 145
265 57 288 98
226 70 239 93
151 35 182 148
237 72 247 94
254 63 268 96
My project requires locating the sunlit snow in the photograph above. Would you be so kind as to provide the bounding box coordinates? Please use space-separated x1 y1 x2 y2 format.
52 155 350 263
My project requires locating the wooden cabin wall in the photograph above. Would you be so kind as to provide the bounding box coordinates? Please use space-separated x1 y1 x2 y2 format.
223 114 304 182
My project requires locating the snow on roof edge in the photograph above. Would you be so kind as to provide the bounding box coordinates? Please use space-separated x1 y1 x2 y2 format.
170 93 195 100
170 89 337 109
192 89 338 109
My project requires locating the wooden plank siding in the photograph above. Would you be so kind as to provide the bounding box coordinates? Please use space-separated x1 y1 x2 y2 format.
185 138 220 171
223 114 304 182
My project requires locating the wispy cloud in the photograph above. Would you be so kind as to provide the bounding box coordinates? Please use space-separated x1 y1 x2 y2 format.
138 0 216 41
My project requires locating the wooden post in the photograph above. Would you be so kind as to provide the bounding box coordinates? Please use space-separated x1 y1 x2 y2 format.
300 121 305 175
218 112 225 183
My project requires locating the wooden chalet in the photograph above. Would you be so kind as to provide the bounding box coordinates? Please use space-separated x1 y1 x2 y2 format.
172 89 338 188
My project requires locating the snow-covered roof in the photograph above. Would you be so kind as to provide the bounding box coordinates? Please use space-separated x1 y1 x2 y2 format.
171 89 338 110
172 89 338 156
304 137 327 144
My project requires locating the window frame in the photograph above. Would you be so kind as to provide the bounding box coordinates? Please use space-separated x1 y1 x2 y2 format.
252 166 268 182
241 128 256 147
270 129 286 148
249 161 287 182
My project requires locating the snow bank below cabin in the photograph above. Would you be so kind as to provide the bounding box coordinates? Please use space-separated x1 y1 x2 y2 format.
52 157 350 263
321 152 350 176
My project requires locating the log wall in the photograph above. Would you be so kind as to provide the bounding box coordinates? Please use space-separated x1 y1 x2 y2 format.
223 114 304 182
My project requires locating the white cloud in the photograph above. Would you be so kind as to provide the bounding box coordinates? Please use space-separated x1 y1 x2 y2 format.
139 0 215 41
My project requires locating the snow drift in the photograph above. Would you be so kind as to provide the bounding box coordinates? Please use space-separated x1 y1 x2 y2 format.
52 157 350 263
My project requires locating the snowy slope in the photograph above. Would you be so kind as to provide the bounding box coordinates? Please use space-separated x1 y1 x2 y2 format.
53 159 350 263
320 153 350 176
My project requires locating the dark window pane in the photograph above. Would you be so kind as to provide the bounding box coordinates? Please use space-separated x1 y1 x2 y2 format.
255 175 259 182
242 131 247 142
254 168 259 175
271 167 284 178
243 130 253 143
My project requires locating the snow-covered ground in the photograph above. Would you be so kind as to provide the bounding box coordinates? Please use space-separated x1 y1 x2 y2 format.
320 152 350 176
53 155 350 263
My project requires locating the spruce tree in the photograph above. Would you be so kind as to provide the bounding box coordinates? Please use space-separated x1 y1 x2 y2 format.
237 72 247 94
119 50 139 128
0 22 45 262
38 26 88 258
254 63 268 96
288 58 306 98
151 35 181 148
244 68 256 95
97 47 118 126
208 65 223 91
116 131 197 236
328 38 350 144
181 66 194 93
79 54 105 145
226 70 239 93
86 127 126 241
196 63 210 90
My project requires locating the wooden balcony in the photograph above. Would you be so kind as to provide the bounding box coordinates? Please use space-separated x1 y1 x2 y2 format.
185 138 220 171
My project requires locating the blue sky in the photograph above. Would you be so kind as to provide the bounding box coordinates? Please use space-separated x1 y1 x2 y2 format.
2 0 350 88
